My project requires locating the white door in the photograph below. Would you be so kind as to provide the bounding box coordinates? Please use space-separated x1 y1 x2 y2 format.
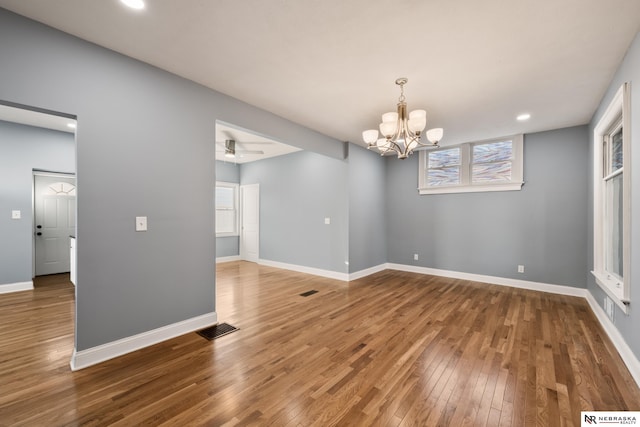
34 174 76 276
240 184 259 263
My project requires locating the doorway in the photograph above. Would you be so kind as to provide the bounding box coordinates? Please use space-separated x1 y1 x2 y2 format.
33 172 76 276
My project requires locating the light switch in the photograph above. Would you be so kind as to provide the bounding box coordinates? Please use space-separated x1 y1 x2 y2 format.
135 216 148 232
324 217 331 225
11 210 21 220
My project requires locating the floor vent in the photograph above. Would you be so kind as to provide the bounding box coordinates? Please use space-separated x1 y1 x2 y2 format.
300 290 319 297
197 323 239 341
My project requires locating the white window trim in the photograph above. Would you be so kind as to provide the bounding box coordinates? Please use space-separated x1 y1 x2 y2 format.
215 181 239 237
592 83 631 313
419 134 524 195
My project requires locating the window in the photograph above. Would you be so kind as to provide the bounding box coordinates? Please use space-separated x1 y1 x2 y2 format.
592 83 630 312
215 182 238 236
419 135 523 194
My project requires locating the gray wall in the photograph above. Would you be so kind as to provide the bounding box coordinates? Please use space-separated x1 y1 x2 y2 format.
215 160 240 258
0 120 75 286
588 32 640 359
240 151 349 273
0 9 343 351
347 143 387 273
386 125 589 287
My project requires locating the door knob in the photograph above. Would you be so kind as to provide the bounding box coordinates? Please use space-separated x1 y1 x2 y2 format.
37 225 42 229
36 232 42 236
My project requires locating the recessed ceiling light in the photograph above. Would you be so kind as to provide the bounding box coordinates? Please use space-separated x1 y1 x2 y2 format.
67 123 77 129
120 0 145 10
517 113 531 121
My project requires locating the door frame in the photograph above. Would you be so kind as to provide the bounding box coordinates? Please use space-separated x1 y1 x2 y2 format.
32 170 76 278
239 183 260 262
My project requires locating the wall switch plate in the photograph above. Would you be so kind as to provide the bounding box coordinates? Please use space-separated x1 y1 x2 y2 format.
517 265 525 273
135 216 147 232
324 217 331 225
414 254 419 261
11 210 21 219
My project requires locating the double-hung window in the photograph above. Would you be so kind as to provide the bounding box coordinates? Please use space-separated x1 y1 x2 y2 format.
215 182 239 236
592 83 630 311
419 135 523 194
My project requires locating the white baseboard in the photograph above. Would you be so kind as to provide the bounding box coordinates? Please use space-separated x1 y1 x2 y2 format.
386 263 587 297
258 259 349 281
348 264 387 281
384 262 640 389
70 311 217 371
584 292 640 388
216 255 241 264
0 280 34 294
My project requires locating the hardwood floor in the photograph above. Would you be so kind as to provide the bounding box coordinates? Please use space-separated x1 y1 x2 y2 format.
0 263 638 426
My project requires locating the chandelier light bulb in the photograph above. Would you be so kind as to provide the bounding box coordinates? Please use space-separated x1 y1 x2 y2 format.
362 129 379 144
426 128 444 144
408 110 427 132
380 121 396 138
381 112 398 123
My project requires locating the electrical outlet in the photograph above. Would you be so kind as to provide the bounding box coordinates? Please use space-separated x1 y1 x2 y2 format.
324 217 331 225
11 210 21 219
414 254 419 261
517 265 525 273
604 297 615 322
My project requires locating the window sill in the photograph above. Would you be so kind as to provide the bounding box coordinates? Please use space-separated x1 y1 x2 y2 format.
418 182 523 195
591 270 629 314
216 233 239 238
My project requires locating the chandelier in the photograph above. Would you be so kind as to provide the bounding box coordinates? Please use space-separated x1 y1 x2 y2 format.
362 77 443 159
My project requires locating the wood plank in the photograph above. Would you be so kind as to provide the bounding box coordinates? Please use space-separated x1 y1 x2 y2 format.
0 265 638 426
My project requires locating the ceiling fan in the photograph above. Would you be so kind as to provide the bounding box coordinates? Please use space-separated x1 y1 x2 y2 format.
219 139 265 158
215 130 275 160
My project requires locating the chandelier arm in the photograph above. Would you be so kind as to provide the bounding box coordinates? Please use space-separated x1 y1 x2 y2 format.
386 138 403 154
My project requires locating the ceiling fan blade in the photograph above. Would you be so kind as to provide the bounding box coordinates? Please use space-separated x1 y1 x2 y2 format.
236 149 264 155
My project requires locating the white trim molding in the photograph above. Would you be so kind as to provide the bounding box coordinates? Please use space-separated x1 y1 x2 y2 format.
70 311 217 371
584 291 640 387
258 259 349 281
348 264 387 281
386 263 586 297
216 255 241 264
0 280 34 294
591 82 631 312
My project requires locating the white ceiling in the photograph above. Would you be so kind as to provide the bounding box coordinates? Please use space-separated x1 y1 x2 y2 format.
0 0 638 148
0 104 76 133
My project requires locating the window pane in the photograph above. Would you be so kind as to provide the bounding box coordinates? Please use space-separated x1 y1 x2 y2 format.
473 141 512 163
428 148 460 168
472 161 512 183
611 128 623 172
605 173 623 279
428 167 460 186
216 210 236 234
216 187 234 209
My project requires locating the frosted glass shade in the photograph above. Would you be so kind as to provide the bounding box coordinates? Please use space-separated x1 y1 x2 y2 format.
381 112 398 123
409 109 426 119
376 138 390 152
408 117 426 133
362 129 379 144
380 121 397 137
426 128 444 143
